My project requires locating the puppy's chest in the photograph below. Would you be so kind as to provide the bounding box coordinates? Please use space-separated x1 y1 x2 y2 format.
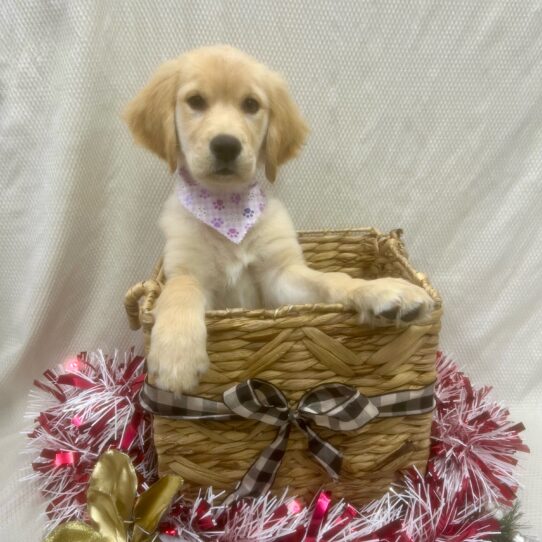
212 244 262 309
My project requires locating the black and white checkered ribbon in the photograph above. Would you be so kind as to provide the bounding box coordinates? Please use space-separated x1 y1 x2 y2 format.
140 378 435 501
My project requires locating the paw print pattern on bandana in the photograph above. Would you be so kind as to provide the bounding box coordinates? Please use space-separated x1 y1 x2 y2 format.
176 168 267 244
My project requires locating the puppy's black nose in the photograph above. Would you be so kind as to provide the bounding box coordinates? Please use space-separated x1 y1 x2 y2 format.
210 134 242 162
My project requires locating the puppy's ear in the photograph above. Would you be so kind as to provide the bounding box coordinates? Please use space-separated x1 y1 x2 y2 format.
123 59 181 173
264 73 309 182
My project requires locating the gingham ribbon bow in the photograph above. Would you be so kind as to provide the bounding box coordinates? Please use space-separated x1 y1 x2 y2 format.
139 378 435 501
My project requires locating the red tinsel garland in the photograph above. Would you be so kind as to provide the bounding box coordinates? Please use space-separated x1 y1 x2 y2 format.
26 351 157 526
26 351 528 541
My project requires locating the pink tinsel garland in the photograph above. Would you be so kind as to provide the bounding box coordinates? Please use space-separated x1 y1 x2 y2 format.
26 351 528 541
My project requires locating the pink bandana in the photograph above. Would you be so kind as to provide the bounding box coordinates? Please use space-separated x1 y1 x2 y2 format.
175 168 267 243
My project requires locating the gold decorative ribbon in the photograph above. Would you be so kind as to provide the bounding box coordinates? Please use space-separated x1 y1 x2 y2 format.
44 450 183 542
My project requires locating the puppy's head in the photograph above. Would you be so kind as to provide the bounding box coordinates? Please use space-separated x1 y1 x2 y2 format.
124 45 308 188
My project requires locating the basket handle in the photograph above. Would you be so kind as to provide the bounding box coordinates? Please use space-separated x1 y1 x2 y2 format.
124 280 162 330
380 230 442 307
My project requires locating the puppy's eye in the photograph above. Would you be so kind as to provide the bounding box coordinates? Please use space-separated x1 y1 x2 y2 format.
186 94 207 111
242 97 260 114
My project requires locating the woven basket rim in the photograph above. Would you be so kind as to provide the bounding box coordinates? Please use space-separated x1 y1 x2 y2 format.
204 303 442 321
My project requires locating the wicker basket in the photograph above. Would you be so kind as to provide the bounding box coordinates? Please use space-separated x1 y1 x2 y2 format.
125 228 442 503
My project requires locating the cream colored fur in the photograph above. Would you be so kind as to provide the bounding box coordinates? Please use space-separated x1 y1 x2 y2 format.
124 45 434 393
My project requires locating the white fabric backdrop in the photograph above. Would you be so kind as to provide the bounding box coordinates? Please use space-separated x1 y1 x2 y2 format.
1 1 541 539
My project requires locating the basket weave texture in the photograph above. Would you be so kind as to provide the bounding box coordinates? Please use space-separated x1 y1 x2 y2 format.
125 229 442 503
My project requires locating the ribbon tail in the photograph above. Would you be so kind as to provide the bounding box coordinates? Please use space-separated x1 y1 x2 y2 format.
301 422 342 480
226 423 291 504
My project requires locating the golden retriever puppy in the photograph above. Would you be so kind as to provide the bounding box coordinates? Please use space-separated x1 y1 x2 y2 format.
124 45 434 393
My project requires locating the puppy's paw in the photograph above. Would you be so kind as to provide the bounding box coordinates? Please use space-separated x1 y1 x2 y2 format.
147 310 209 394
351 277 434 326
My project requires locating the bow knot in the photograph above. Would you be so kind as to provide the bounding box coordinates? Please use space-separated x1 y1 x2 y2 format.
222 379 380 501
289 409 300 425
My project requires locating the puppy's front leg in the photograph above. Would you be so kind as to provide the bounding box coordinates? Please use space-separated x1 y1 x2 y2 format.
263 263 434 325
148 275 209 393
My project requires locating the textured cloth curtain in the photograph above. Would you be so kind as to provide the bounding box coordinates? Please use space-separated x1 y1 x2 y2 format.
1 2 541 539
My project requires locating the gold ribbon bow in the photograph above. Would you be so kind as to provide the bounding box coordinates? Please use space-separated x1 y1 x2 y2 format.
44 450 183 542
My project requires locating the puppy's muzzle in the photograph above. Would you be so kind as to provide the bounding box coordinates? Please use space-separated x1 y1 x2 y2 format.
210 134 242 173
